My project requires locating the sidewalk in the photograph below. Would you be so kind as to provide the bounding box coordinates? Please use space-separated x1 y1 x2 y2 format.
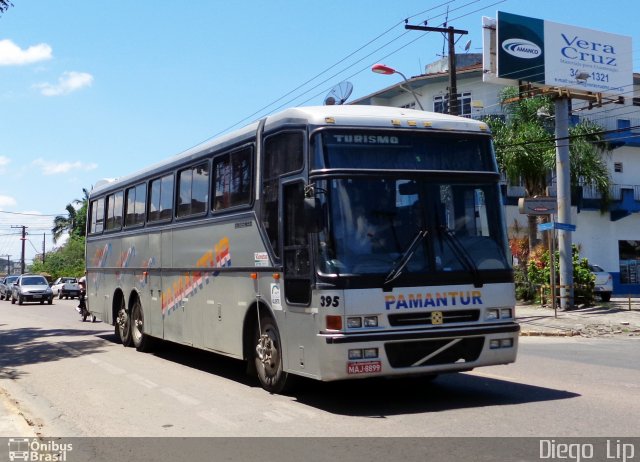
0 388 38 437
517 297 640 337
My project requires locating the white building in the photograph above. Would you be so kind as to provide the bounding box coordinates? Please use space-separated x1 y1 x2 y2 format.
353 54 640 295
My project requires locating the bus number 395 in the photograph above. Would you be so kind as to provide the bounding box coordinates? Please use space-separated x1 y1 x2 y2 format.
320 295 340 307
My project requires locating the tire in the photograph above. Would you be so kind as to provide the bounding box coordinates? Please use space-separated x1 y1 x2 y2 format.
11 296 15 304
18 296 23 305
254 315 293 394
40 300 44 305
131 298 154 352
115 297 132 347
601 292 611 302
48 299 52 305
58 292 63 299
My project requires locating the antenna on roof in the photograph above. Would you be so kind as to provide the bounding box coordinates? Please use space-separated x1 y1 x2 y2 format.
324 81 353 105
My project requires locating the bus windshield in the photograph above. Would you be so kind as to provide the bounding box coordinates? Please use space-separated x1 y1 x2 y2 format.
316 177 510 278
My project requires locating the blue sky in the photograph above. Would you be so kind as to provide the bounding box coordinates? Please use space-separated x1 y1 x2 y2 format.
0 0 639 265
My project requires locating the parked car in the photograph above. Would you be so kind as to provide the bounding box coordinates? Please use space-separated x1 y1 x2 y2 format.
0 275 19 301
51 277 81 299
11 274 54 305
589 264 613 302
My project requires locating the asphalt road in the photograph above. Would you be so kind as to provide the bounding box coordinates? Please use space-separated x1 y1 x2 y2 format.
1 298 639 437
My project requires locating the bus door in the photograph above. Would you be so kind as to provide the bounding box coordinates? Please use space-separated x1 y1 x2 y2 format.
280 179 317 373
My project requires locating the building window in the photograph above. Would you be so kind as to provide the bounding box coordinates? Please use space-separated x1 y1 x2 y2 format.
400 102 416 109
619 240 640 284
433 92 471 117
614 162 623 173
633 97 640 107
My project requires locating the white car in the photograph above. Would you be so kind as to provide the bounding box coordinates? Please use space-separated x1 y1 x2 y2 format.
51 277 81 299
589 264 613 302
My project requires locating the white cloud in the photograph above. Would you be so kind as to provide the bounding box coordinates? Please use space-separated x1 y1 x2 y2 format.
35 71 94 96
32 158 98 176
0 156 10 173
0 195 17 207
0 39 53 66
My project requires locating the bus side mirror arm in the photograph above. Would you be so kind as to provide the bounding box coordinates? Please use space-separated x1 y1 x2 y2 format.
304 197 322 233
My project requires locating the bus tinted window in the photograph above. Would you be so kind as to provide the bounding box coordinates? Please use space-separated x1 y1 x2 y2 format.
125 183 146 227
315 131 496 171
177 162 209 217
105 191 124 231
148 174 174 222
213 146 252 210
90 198 105 234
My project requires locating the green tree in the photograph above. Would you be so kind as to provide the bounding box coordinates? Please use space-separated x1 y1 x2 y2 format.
486 87 611 250
51 188 90 243
30 235 86 279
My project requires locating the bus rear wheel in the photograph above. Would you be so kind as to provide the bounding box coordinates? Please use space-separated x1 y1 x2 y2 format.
254 315 293 394
115 299 132 347
131 298 153 352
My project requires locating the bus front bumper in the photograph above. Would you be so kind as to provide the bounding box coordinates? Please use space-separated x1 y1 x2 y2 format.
316 322 520 381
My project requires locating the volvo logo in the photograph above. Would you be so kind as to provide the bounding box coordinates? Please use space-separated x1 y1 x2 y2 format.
502 38 542 59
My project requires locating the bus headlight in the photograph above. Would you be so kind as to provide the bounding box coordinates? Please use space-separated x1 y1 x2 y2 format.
347 317 362 328
486 309 499 320
364 316 378 327
500 308 513 319
349 349 363 360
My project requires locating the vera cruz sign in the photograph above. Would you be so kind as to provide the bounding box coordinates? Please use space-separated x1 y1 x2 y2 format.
496 11 632 94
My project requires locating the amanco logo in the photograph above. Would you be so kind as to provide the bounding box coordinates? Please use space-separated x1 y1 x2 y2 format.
502 38 542 59
8 438 73 461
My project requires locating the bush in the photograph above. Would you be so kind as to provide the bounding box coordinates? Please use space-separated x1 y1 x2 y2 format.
527 244 595 305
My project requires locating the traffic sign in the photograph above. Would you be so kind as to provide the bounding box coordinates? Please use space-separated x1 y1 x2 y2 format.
537 221 576 232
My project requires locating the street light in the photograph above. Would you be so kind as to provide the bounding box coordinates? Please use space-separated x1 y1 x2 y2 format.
371 63 425 110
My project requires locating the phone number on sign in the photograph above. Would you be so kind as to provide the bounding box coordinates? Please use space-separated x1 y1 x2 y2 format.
347 361 382 375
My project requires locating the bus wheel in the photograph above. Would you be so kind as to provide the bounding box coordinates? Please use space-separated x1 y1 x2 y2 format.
115 300 132 347
131 298 153 352
254 316 292 394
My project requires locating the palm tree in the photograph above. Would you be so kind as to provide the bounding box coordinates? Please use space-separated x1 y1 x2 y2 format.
487 87 611 251
51 188 90 243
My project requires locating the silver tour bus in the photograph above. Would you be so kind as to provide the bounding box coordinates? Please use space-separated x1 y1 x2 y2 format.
86 105 518 393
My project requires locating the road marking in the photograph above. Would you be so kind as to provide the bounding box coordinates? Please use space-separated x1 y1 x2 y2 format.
98 362 126 375
161 387 201 406
197 408 240 429
127 373 159 389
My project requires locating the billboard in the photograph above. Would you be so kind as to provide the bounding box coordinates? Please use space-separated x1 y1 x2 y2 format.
486 11 632 95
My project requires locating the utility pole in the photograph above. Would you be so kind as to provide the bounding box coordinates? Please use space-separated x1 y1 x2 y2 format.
4 255 10 275
42 233 46 264
11 225 27 274
405 23 468 116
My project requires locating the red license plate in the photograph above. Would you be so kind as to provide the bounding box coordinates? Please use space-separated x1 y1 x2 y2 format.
347 361 382 375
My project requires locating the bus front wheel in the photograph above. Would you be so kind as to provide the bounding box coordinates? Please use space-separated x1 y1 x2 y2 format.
254 316 292 394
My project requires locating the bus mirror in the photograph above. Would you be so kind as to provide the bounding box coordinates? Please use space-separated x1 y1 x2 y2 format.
304 197 322 233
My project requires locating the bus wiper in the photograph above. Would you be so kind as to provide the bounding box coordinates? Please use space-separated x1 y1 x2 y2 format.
383 229 428 291
438 226 483 288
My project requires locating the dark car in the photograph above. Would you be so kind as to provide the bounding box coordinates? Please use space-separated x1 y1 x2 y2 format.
11 274 54 305
0 275 19 301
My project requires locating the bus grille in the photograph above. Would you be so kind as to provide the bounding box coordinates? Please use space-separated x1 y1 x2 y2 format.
384 337 484 368
387 309 480 327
